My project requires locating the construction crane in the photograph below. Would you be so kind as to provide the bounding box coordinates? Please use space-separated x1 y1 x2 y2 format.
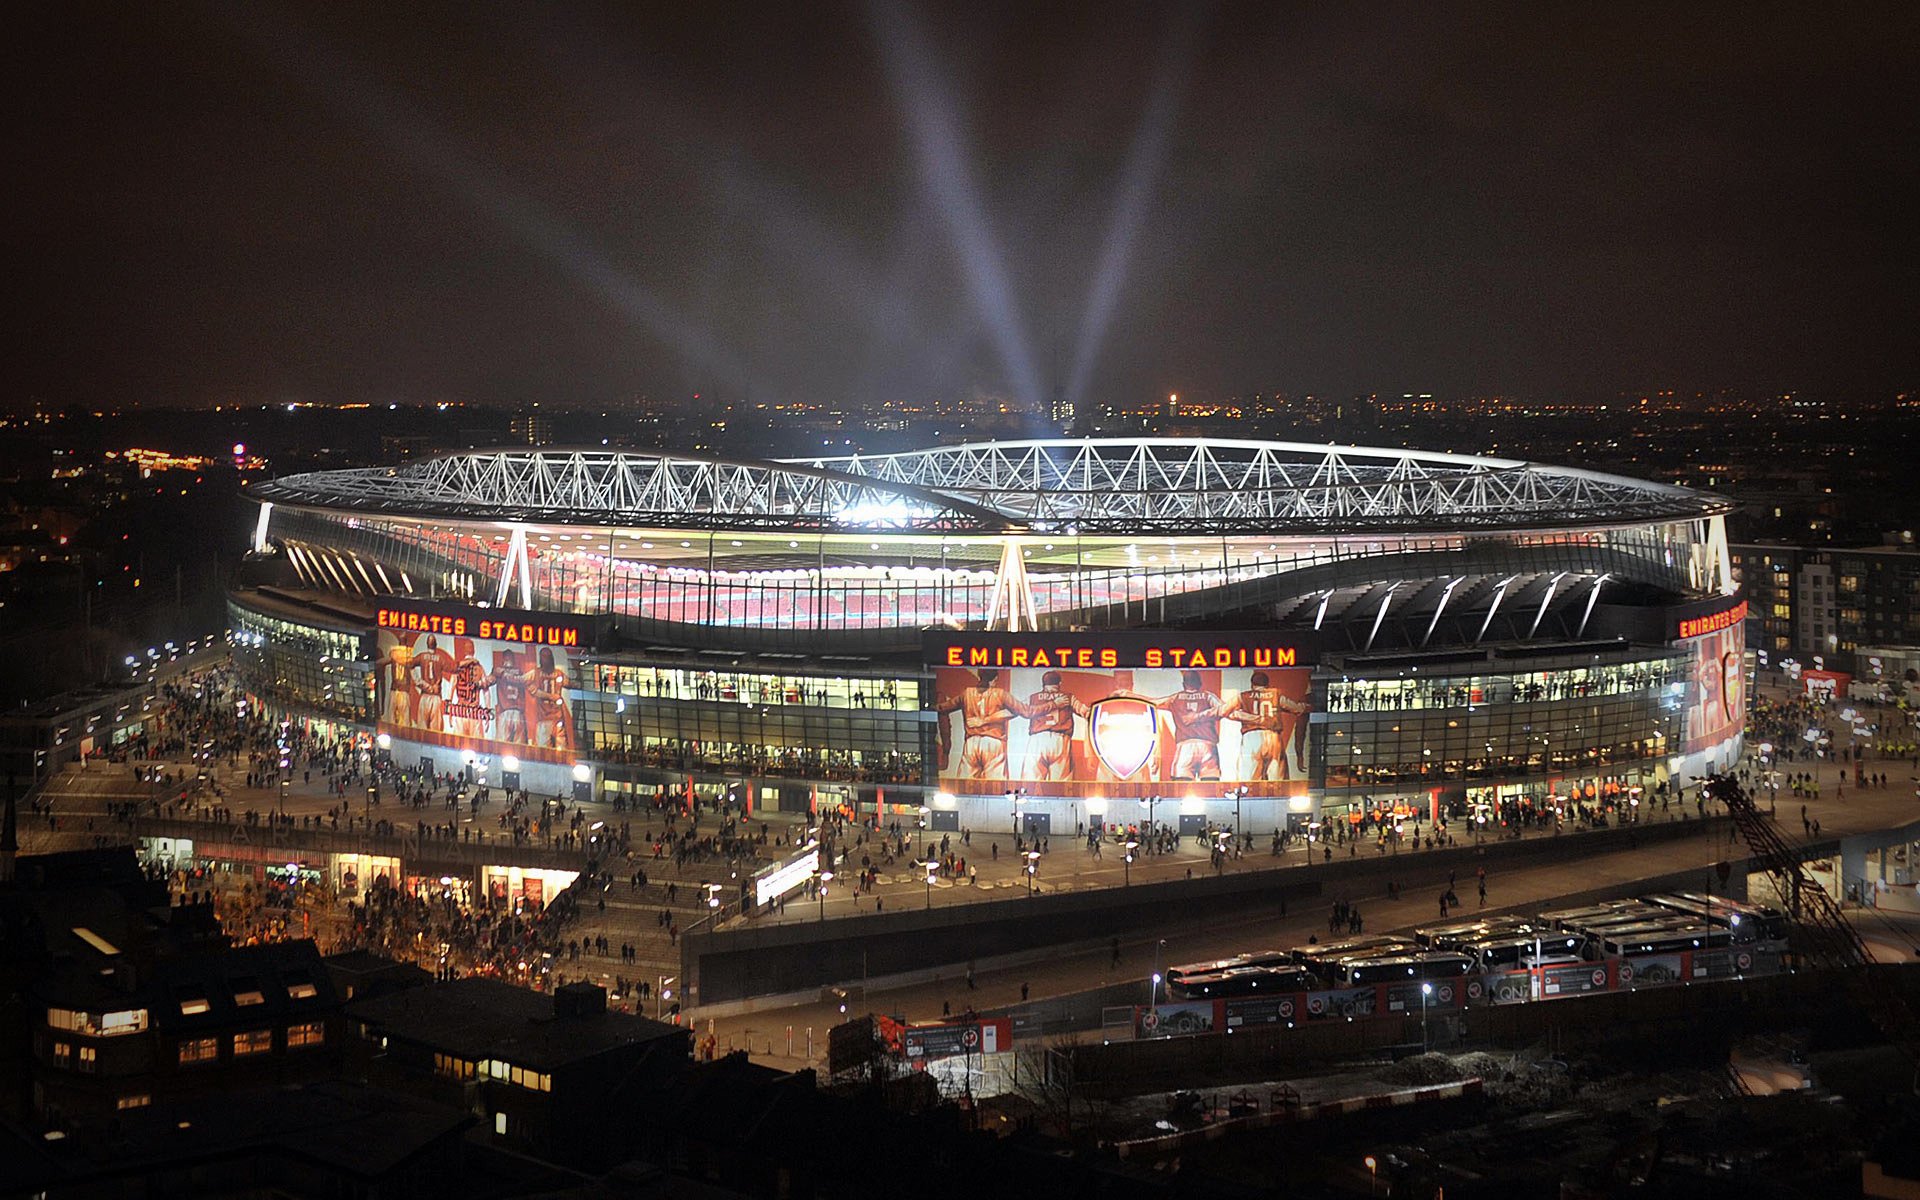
1705 774 1920 1071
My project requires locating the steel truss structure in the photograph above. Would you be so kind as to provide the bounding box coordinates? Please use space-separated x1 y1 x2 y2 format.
816 439 1728 534
251 438 1727 538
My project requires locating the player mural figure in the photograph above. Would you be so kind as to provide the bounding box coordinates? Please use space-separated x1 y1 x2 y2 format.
526 645 575 750
1227 670 1310 781
487 649 531 745
1122 670 1236 781
411 634 457 733
936 669 1038 781
374 637 422 727
1023 670 1091 781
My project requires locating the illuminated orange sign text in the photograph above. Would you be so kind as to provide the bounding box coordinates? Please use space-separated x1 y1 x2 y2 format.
1678 600 1747 640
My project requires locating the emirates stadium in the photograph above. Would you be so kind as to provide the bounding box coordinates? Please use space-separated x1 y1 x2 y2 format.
228 438 1748 836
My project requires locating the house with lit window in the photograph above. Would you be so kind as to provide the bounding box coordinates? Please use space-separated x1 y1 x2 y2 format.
32 936 345 1125
345 977 689 1170
0 843 343 1126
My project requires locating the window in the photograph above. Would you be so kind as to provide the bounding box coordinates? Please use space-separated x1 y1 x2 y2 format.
286 1022 325 1048
52 1042 71 1067
116 1094 151 1111
178 997 211 1016
286 981 318 1001
77 1046 97 1074
232 1029 273 1056
434 1053 476 1081
47 1007 149 1036
179 1037 218 1065
233 979 266 1007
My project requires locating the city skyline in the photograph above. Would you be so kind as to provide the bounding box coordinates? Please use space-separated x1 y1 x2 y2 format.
12 2 1919 415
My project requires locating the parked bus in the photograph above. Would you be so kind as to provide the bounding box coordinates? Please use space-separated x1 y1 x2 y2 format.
1641 893 1789 946
1165 949 1292 992
1412 917 1537 950
1170 965 1323 1000
1288 936 1413 973
1457 932 1585 972
1538 900 1662 931
1335 952 1473 988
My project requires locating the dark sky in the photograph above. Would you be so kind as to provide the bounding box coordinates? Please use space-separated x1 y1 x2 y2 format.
12 1 1919 413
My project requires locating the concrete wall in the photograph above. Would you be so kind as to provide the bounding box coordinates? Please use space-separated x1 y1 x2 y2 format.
685 815 1733 1004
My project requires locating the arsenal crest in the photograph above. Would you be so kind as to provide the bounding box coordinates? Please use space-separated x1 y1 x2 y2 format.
1089 697 1158 778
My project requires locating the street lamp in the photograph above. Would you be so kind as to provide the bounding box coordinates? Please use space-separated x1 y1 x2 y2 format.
1150 937 1166 1015
1420 981 1432 1053
1123 839 1138 886
1022 849 1040 896
919 858 938 910
1226 785 1247 839
1364 1154 1379 1196
1007 787 1028 835
657 974 676 1020
816 870 833 921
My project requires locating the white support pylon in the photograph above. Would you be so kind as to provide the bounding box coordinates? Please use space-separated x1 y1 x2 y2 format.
984 538 1041 631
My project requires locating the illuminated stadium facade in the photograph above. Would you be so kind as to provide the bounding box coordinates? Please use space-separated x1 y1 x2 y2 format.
230 439 1747 834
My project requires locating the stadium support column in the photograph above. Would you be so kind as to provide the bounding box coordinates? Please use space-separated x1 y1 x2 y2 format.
496 525 533 609
252 502 273 553
985 538 1040 632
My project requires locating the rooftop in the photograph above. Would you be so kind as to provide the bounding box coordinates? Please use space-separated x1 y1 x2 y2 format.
348 977 687 1071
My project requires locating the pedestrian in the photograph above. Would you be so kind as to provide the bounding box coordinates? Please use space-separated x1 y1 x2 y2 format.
1021 981 1030 1002
1440 893 1449 917
1478 878 1487 906
1110 937 1121 968
966 966 975 990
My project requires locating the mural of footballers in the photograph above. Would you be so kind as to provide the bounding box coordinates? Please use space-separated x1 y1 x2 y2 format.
1119 670 1236 781
526 645 575 751
935 669 1038 781
374 637 421 727
1024 670 1090 780
931 650 1313 798
374 627 579 763
1227 670 1310 781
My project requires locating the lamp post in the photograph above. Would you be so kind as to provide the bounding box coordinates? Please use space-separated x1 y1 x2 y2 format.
1150 937 1166 1014
656 974 676 1020
1420 981 1432 1052
1123 839 1138 886
919 859 938 910
1364 1155 1379 1197
816 870 833 922
1023 849 1040 896
1227 785 1247 841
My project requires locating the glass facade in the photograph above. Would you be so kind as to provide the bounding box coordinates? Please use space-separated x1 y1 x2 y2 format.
1314 650 1689 801
575 661 926 784
227 600 373 722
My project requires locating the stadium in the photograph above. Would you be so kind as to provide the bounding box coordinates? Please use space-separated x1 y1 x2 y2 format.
229 438 1747 836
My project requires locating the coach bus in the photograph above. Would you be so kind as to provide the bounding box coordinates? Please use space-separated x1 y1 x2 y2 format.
1334 951 1474 988
1164 949 1293 992
1642 893 1789 947
1412 917 1537 950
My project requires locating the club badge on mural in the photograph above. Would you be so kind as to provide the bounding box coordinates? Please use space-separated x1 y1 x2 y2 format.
1089 698 1159 779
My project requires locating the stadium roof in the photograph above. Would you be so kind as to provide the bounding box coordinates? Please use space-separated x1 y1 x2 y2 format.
247 438 1730 536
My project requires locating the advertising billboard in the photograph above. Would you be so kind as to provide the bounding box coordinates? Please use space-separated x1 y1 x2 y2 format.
926 632 1314 798
374 605 584 764
1681 619 1744 756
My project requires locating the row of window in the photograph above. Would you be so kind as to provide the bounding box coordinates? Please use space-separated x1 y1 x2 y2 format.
177 1022 325 1064
434 1052 550 1091
47 1007 148 1037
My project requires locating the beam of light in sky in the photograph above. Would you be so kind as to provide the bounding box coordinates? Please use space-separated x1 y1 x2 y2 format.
1064 13 1202 415
224 7 772 404
866 2 1045 413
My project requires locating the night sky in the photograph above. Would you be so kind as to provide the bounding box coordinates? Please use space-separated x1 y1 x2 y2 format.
13 1 1919 413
